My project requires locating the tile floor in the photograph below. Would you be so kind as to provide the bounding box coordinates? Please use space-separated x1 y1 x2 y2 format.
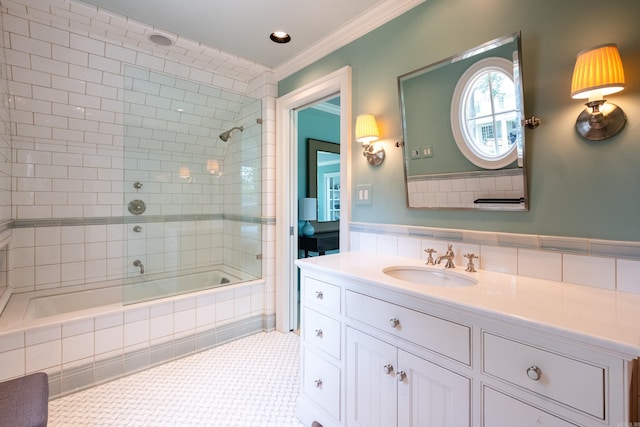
48 331 304 426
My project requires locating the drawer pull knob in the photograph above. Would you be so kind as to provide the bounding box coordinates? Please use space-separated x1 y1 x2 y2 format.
396 371 406 382
315 291 323 299
526 366 541 381
315 329 323 338
383 364 394 374
314 379 323 388
389 318 400 328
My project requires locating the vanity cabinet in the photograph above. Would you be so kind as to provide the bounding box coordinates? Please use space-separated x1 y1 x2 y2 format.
347 327 470 427
296 260 639 427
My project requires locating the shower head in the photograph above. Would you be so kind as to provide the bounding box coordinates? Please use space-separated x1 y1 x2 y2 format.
219 126 244 142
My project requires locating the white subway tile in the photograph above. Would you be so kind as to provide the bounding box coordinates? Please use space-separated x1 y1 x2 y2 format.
617 259 640 294
14 97 51 114
61 261 84 282
105 44 136 63
69 64 102 84
70 33 105 55
26 324 61 346
95 326 123 354
124 319 149 347
5 49 30 68
30 21 69 46
3 14 29 36
518 249 562 281
84 59 117 81
36 245 60 265
26 340 61 372
563 254 615 290
10 34 51 58
0 349 25 381
62 332 93 363
480 245 517 274
52 45 88 66
51 75 86 93
150 314 173 339
62 318 94 337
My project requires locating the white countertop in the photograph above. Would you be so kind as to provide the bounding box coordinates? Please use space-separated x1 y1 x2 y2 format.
296 251 640 356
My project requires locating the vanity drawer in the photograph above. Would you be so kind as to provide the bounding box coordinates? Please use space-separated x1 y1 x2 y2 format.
484 386 579 427
303 276 341 313
483 332 605 419
303 348 341 420
346 290 470 365
303 307 341 359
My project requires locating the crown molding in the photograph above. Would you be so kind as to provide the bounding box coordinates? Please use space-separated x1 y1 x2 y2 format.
273 0 426 81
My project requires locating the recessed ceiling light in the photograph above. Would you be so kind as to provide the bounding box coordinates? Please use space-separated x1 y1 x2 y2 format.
270 31 291 44
148 33 173 46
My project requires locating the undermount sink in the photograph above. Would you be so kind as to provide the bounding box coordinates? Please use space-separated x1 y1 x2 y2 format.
382 266 478 287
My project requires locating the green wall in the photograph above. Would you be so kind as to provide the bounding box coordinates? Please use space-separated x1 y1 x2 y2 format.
297 107 340 201
279 0 640 241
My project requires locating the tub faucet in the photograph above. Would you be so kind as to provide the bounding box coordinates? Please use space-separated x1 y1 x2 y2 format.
435 244 455 269
133 260 144 274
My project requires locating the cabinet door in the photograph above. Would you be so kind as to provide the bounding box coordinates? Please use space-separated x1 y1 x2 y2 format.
397 350 470 427
347 327 398 427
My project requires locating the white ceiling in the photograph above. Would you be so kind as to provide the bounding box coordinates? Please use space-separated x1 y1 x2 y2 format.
75 0 424 73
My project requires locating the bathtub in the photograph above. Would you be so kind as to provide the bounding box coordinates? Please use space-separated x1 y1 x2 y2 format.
1 269 244 329
0 268 270 398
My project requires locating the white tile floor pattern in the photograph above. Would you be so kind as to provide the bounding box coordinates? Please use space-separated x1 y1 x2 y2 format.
48 331 305 427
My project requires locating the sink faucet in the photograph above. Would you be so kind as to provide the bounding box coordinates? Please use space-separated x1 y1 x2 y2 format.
133 259 144 274
435 244 455 269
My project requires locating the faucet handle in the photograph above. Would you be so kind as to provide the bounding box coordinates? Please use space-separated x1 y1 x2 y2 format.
424 248 436 265
463 253 478 272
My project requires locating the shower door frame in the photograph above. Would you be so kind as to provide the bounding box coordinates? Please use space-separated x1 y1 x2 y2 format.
275 66 353 333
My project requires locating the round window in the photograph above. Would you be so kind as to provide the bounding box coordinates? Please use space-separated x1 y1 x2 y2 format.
451 57 518 169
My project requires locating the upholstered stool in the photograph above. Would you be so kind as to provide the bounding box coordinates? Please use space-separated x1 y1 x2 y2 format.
0 372 49 427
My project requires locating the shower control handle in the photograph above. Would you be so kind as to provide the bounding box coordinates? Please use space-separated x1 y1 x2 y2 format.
133 226 142 232
133 260 144 274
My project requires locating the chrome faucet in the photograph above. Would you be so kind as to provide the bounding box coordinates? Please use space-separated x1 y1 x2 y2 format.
133 259 144 274
435 244 455 269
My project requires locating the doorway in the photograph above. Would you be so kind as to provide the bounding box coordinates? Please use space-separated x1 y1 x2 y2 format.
275 66 352 332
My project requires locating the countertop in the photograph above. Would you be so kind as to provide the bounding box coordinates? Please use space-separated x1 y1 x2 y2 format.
296 251 640 356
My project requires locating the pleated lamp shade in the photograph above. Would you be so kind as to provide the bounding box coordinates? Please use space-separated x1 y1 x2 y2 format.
571 43 625 100
355 114 380 144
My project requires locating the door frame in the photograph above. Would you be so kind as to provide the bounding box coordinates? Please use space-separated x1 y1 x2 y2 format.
275 66 352 332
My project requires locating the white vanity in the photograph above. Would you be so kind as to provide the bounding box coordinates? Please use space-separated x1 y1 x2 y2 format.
296 252 640 427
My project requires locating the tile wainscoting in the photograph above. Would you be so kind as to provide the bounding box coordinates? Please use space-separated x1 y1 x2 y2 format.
0 279 271 398
350 222 640 294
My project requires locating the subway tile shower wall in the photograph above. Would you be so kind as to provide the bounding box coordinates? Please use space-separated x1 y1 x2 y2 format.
0 0 277 298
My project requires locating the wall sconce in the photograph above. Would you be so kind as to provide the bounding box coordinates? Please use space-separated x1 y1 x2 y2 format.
178 166 192 182
570 43 626 141
299 198 317 237
355 114 385 166
206 159 222 177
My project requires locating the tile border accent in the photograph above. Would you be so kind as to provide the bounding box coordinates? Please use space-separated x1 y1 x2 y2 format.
12 215 276 228
350 222 640 260
48 314 274 399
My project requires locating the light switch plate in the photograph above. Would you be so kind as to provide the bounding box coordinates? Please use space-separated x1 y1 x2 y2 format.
421 145 433 158
356 184 372 205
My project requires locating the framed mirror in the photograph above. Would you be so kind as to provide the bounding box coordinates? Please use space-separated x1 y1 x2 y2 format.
307 138 340 222
398 32 528 211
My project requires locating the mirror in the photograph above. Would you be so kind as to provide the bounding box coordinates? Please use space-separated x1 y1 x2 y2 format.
307 138 340 222
398 32 528 210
